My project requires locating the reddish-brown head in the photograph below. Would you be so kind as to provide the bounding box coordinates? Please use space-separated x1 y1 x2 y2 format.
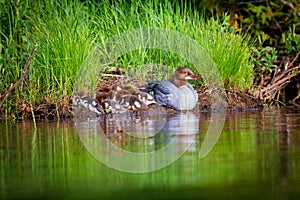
176 67 202 80
171 67 202 87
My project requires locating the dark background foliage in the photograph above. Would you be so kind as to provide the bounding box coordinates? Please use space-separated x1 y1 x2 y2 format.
197 0 300 53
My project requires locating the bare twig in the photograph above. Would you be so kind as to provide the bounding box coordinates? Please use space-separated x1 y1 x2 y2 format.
0 44 38 108
100 74 127 78
270 52 300 85
287 51 300 68
280 0 296 14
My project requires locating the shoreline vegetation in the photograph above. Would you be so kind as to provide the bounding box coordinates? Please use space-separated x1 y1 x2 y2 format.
1 0 299 120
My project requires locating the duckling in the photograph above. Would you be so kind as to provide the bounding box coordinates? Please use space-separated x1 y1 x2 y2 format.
73 92 104 115
103 98 127 114
80 96 104 115
127 95 147 110
72 90 86 106
114 90 129 104
90 78 159 114
135 90 156 106
72 94 81 107
97 86 111 94
95 92 126 114
111 83 123 91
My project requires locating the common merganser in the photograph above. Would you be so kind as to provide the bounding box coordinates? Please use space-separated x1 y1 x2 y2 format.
72 91 104 115
73 67 200 114
95 92 126 114
146 67 202 110
121 94 147 110
82 83 156 114
123 88 156 106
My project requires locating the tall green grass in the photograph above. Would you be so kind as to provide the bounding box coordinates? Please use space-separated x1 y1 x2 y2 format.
0 0 253 117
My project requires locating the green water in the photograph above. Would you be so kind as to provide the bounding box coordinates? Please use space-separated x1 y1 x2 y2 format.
1 108 300 199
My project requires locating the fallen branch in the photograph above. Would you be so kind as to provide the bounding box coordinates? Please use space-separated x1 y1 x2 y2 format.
253 51 300 101
255 66 300 101
0 44 38 108
270 52 300 85
260 65 300 95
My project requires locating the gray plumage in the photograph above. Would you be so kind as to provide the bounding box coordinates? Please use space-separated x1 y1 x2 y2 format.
146 67 201 111
148 80 198 110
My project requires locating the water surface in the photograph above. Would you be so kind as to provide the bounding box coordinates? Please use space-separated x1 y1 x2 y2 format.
1 108 300 199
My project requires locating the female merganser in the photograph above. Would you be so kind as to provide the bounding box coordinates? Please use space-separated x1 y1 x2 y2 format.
146 67 202 110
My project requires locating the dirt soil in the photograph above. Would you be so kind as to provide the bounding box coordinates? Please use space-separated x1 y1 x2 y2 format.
12 89 264 121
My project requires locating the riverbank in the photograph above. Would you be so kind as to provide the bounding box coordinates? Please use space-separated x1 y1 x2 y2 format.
1 57 299 120
1 1 299 120
4 88 263 121
3 51 300 120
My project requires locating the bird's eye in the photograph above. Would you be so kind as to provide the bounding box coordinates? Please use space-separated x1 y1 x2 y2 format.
185 73 189 76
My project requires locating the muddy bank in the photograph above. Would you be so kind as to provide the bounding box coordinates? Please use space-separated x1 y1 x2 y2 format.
9 89 265 121
198 89 264 112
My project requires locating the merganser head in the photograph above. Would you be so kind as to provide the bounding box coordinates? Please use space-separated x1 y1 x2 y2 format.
171 67 202 87
95 92 109 105
176 67 202 80
111 84 123 91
